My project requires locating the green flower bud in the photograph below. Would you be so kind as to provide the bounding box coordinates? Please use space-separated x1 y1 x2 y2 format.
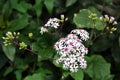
28 33 33 38
19 42 27 49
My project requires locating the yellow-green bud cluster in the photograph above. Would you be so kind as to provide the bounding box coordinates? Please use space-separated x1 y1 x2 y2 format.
2 32 20 46
89 13 98 20
19 42 27 49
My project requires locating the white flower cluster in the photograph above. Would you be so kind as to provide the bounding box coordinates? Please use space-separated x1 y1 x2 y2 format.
54 29 89 72
40 18 60 34
100 15 117 25
44 18 60 29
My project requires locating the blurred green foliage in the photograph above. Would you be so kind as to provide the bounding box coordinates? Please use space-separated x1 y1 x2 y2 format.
0 0 120 80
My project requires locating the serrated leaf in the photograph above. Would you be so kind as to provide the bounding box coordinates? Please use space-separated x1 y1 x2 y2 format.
2 45 16 61
66 0 77 7
85 55 114 80
44 0 54 14
70 69 83 80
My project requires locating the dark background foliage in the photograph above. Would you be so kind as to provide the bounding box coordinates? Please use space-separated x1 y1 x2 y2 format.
0 0 120 80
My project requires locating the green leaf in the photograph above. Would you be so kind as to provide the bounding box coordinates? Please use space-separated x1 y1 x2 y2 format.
95 19 105 30
73 9 94 29
111 43 120 63
0 52 8 69
85 55 114 80
32 42 54 61
92 35 111 52
24 73 45 80
14 70 22 80
3 66 13 77
88 7 101 16
14 57 27 70
7 14 29 31
73 9 104 30
70 69 84 80
66 0 77 7
53 53 62 67
11 1 32 13
2 45 16 61
2 0 12 21
34 0 43 17
44 0 54 14
10 0 18 8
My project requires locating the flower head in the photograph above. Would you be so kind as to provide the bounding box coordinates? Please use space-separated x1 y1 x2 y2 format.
54 29 89 72
44 18 60 29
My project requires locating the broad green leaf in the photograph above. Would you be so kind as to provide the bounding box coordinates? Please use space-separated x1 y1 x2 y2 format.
85 55 114 80
88 7 101 16
95 19 105 30
2 45 16 61
73 9 94 29
3 66 13 77
70 69 83 80
7 14 29 31
34 0 43 17
44 0 54 14
66 0 77 7
24 73 45 80
73 9 104 30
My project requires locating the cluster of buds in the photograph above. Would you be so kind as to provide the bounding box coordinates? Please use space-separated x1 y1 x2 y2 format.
100 15 117 34
19 42 27 49
89 13 98 20
100 15 117 25
2 31 28 50
2 32 20 46
40 15 68 35
54 29 89 72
